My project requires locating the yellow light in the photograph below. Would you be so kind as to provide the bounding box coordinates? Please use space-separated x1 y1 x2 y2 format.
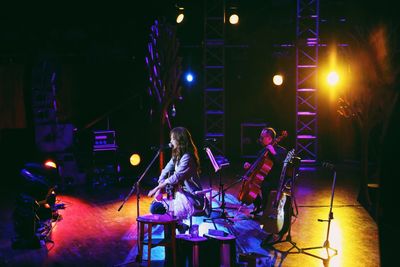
176 7 185 24
130 154 141 166
229 14 239 25
273 74 283 86
176 13 184 24
327 71 339 86
44 160 57 169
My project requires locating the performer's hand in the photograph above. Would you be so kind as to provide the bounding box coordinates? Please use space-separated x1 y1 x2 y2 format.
266 145 276 155
243 162 251 169
148 187 159 197
155 191 163 201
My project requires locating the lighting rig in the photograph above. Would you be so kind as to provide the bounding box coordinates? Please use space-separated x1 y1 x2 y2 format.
12 162 64 249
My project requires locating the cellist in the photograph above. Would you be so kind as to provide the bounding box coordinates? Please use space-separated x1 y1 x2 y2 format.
243 127 287 216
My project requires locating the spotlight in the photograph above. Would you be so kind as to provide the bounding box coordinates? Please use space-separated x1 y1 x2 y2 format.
185 72 194 83
20 166 53 203
273 74 284 86
176 6 185 24
327 71 339 86
44 159 57 169
227 7 239 25
12 162 65 249
130 153 141 166
19 162 61 210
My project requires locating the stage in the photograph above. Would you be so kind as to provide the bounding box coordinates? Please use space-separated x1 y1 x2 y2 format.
0 163 379 267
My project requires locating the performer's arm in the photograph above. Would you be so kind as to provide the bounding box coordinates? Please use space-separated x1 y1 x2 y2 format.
149 158 175 198
163 154 192 185
149 154 194 197
270 145 287 163
158 158 175 183
148 180 170 197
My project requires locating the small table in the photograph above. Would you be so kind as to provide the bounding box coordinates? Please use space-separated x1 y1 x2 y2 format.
136 214 177 267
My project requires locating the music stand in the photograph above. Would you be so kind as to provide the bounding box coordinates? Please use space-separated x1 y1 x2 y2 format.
203 147 234 226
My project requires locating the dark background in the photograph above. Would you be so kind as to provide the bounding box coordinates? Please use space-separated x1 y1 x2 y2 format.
0 2 397 175
0 0 398 176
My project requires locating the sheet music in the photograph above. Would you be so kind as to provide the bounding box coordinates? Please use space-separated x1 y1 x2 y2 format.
205 147 221 173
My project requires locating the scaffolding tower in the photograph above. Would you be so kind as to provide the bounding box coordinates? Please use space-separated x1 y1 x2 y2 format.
203 0 225 156
295 0 320 167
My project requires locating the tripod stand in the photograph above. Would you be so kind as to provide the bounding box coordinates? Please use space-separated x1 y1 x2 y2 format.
300 163 338 265
203 147 234 227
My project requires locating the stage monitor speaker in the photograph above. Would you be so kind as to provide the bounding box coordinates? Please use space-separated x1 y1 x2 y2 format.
93 130 117 151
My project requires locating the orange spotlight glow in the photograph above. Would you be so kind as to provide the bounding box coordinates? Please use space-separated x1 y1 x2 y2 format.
129 154 141 166
44 160 57 169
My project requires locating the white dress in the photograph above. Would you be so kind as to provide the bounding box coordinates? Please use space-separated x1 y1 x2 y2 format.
165 191 194 220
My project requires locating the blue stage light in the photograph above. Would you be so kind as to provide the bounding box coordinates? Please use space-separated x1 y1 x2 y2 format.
185 72 194 83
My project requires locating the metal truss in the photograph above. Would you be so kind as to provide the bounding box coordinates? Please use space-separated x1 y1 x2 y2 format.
296 0 319 166
203 0 225 155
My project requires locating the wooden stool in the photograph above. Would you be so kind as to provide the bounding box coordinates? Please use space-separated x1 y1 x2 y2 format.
204 233 237 267
176 234 208 267
136 214 177 267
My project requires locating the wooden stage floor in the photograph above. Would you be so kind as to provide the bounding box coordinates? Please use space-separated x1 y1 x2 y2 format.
0 163 380 266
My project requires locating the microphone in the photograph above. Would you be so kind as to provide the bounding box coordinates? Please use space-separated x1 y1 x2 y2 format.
322 161 335 170
205 138 217 142
151 143 172 151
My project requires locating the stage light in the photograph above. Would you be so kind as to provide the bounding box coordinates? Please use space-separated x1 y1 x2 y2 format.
44 159 57 169
273 74 284 86
130 153 141 166
229 13 239 25
185 72 194 83
227 7 239 25
327 71 339 86
176 6 185 24
20 166 53 202
13 162 60 249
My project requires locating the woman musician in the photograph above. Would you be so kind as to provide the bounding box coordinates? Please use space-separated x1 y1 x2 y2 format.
148 126 205 234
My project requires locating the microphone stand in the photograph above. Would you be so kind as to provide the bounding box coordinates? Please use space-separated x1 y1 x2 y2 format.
116 148 162 265
300 165 338 266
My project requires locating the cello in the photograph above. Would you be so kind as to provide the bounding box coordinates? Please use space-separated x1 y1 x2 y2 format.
238 131 287 205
